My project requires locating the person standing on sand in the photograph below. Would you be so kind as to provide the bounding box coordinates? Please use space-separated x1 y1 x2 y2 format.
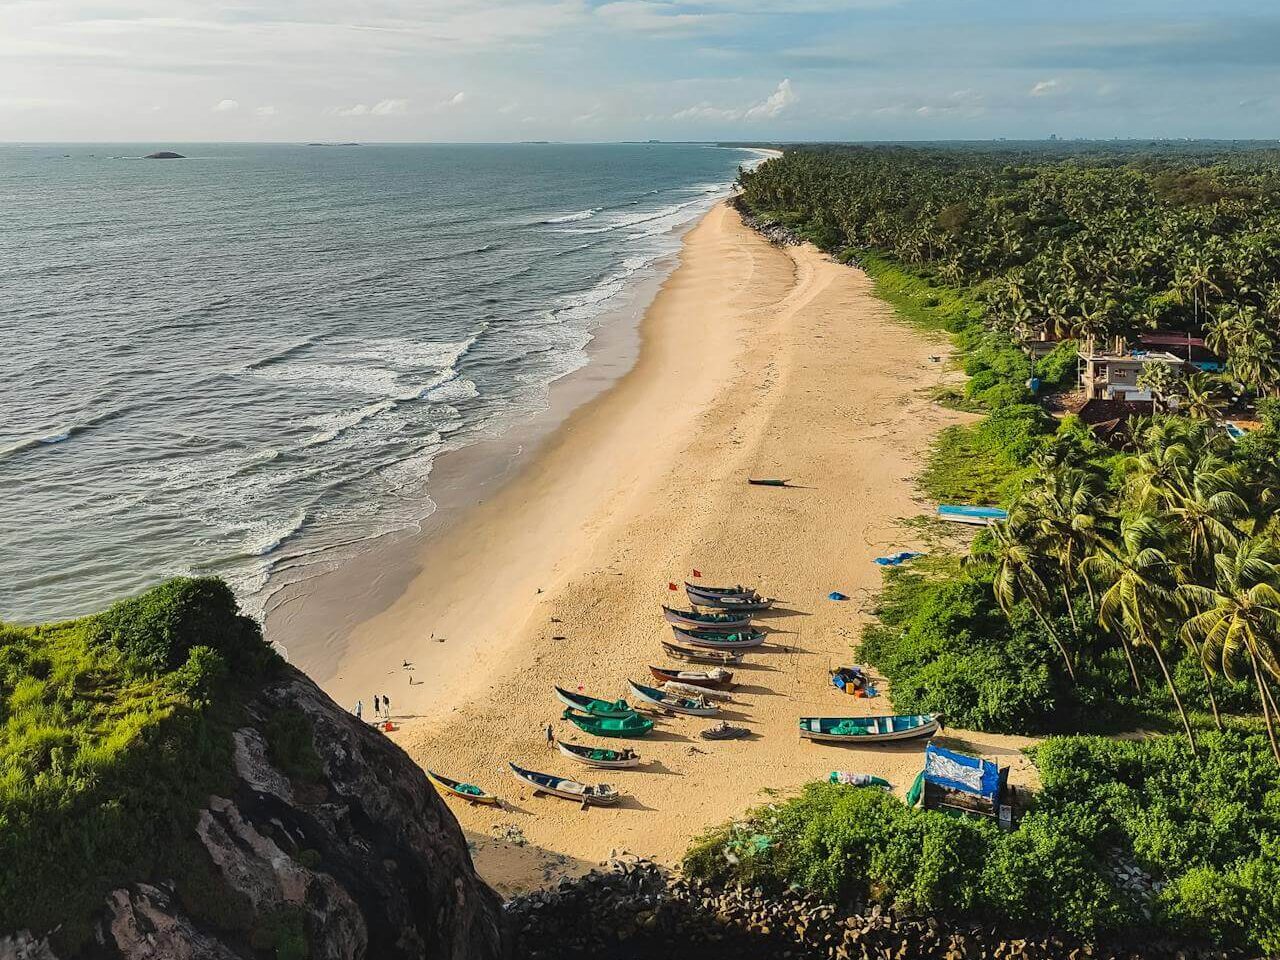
382 694 391 719
354 700 363 721
545 723 554 747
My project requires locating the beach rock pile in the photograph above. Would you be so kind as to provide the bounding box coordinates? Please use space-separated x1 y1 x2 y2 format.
1 665 504 960
505 856 1236 960
730 197 802 247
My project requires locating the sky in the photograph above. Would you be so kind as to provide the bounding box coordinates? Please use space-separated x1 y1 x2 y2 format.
2 0 1278 142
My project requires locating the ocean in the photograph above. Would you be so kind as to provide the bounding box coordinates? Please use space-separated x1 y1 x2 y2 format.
0 142 767 624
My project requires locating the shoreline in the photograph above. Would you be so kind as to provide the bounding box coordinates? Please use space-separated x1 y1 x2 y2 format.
266 149 782 680
279 198 1036 895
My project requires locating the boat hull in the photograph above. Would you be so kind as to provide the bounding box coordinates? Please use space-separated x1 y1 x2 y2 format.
427 770 499 805
660 641 743 664
648 665 735 689
670 625 766 649
562 709 655 739
556 740 642 769
554 686 634 719
628 680 720 717
662 605 751 631
509 763 619 806
798 716 938 744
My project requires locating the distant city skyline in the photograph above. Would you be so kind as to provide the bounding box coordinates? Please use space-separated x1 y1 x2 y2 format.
3 0 1278 142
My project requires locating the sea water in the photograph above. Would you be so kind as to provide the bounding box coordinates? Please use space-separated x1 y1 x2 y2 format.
0 142 767 622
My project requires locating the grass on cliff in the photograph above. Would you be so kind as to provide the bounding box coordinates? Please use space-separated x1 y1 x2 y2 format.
0 578 280 946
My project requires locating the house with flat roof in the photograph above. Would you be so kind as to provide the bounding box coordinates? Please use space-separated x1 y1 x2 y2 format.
1078 336 1187 402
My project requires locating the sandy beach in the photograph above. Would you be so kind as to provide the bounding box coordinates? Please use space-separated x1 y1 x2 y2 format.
298 201 1038 894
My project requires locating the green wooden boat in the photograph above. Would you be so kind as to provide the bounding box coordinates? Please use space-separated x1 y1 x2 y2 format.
562 708 654 738
799 714 939 744
554 685 634 719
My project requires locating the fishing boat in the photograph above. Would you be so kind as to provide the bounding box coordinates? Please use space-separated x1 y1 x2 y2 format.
509 762 620 806
556 740 642 769
661 605 751 631
661 680 734 701
687 589 775 613
684 581 757 601
700 721 750 740
562 708 655 738
627 680 720 717
798 714 939 744
747 478 790 487
648 665 735 689
427 770 499 805
660 640 744 665
669 625 766 649
554 685 635 719
935 504 1008 526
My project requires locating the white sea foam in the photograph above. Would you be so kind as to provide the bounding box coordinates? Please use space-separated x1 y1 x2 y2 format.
543 208 601 224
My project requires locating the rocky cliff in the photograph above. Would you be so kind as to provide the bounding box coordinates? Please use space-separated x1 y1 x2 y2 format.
2 663 504 960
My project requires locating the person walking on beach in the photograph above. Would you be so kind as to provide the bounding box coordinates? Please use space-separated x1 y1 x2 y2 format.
545 723 554 747
354 700 363 721
382 694 391 719
373 694 382 717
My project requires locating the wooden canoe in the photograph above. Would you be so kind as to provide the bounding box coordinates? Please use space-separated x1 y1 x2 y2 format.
556 739 642 769
685 581 757 602
627 680 720 717
554 685 635 719
661 680 734 701
660 640 744 665
427 770 499 805
661 605 751 631
509 762 619 806
669 625 766 649
747 478 790 487
648 665 735 689
686 589 775 613
798 714 939 744
561 708 655 738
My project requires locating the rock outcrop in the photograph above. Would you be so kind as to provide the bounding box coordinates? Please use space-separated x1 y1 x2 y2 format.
2 666 504 960
143 151 184 159
507 857 1237 960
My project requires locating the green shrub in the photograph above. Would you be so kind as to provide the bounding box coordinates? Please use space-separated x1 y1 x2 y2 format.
0 578 274 946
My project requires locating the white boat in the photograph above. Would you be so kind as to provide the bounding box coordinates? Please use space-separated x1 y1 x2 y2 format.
509 762 620 805
627 680 720 717
555 740 642 769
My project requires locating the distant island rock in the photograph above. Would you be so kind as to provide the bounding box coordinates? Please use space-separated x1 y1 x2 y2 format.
144 151 185 159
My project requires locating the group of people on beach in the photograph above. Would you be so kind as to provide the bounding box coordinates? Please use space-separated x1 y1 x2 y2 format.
352 694 393 722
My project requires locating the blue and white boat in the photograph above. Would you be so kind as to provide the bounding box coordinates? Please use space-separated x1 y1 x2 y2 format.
935 505 1008 526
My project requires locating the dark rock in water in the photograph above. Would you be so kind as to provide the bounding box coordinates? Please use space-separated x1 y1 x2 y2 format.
0 665 504 960
144 151 185 159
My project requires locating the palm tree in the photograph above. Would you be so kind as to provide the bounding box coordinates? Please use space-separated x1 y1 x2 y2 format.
978 519 1077 683
1082 515 1199 756
1182 372 1227 421
1179 538 1280 763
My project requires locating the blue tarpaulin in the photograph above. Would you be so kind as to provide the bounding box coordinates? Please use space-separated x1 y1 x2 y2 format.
923 744 1001 801
873 551 924 566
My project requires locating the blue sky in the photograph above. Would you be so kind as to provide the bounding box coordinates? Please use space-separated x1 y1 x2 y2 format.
2 0 1278 141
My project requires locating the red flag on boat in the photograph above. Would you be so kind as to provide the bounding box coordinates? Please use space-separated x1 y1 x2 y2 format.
692 569 702 578
668 582 678 591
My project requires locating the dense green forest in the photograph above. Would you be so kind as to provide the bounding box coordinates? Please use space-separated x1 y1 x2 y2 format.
741 145 1280 392
0 578 280 947
684 146 1280 953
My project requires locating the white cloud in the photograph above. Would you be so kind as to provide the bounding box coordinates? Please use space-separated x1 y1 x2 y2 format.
595 2 720 35
498 99 520 114
744 78 795 120
336 103 369 116
254 105 276 116
1029 79 1060 97
371 98 409 115
213 98 238 112
446 91 466 106
673 78 795 123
